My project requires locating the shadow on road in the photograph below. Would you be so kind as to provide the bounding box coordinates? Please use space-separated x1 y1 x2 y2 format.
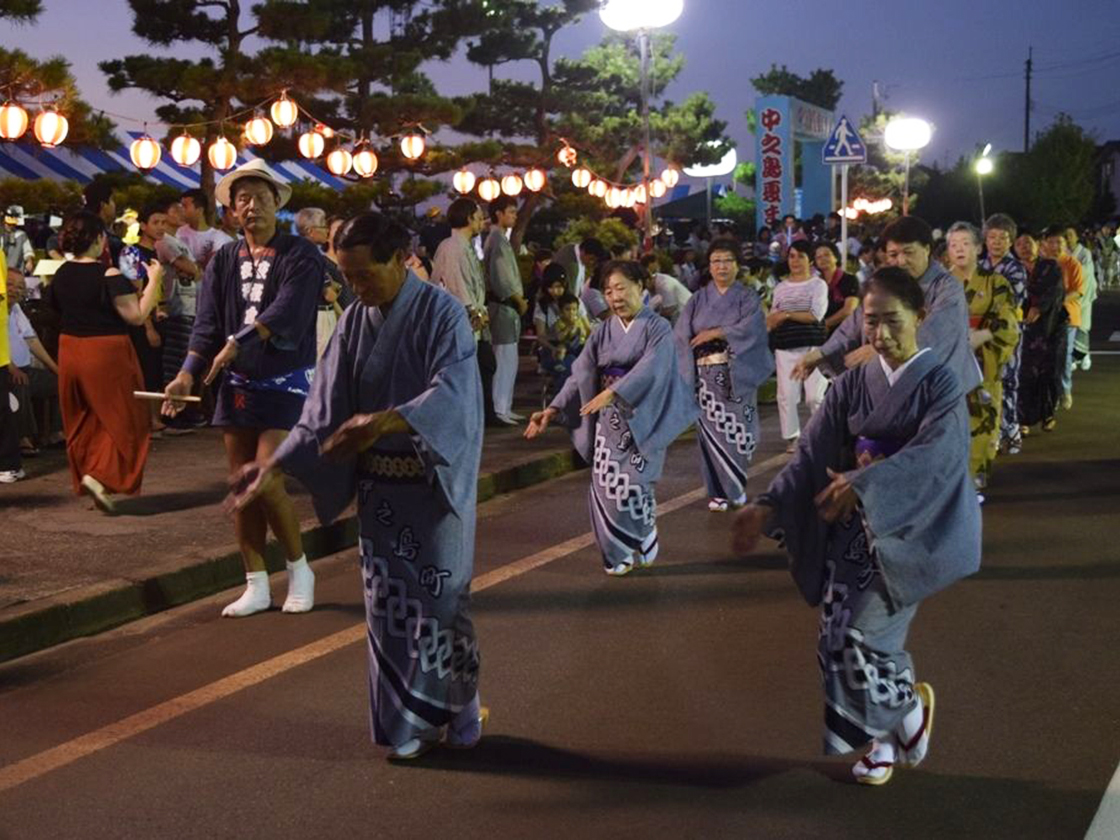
111 484 230 517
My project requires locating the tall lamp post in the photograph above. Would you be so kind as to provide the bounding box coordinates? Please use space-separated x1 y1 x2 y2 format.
975 143 993 223
600 0 684 248
883 116 932 216
684 145 738 227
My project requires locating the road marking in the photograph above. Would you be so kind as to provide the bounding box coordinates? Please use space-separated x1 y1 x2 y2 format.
1109 331 1120 342
1086 759 1120 840
0 452 788 794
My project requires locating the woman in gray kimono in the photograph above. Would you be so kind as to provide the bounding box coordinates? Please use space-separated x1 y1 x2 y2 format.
732 267 981 786
675 237 774 512
228 213 486 762
526 261 696 576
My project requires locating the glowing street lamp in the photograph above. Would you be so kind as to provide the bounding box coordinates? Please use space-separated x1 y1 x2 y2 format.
600 0 684 246
975 144 994 221
883 116 931 215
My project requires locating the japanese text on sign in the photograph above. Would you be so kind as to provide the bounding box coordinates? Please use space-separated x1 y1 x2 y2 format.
760 107 784 226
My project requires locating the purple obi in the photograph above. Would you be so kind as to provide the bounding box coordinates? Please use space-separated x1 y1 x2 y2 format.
854 435 906 467
600 365 631 387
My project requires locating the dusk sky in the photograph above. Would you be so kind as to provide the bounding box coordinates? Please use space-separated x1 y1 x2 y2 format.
7 0 1120 184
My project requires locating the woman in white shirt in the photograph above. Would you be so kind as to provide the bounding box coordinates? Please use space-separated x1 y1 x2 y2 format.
768 240 829 451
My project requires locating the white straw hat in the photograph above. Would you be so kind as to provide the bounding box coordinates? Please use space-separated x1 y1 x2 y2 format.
215 159 292 209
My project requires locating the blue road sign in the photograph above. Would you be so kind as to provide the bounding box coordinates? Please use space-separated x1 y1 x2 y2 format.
822 115 867 165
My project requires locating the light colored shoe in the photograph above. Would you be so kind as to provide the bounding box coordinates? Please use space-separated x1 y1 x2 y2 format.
495 415 520 426
506 411 526 421
1080 356 1092 371
604 561 634 577
1060 393 1073 410
80 474 115 512
897 682 935 768
221 571 271 617
708 498 729 512
0 468 26 484
281 556 315 613
637 532 659 568
445 704 490 750
853 747 894 786
387 730 442 761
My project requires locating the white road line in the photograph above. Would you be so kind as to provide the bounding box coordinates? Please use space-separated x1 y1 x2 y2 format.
1108 331 1120 342
1085 760 1120 840
0 452 789 794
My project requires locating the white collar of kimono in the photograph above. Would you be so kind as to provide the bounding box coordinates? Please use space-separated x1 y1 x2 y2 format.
614 308 646 333
879 346 932 387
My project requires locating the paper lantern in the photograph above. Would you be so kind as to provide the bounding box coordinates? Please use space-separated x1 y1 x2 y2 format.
400 133 425 160
0 102 29 140
314 123 335 139
605 187 623 209
648 177 667 198
620 187 637 208
33 109 69 148
524 168 547 193
477 176 501 202
270 93 298 129
326 147 353 176
244 114 273 146
501 174 524 196
170 133 201 166
353 145 379 178
589 179 608 198
557 145 577 167
571 167 592 189
452 169 476 194
130 135 162 171
660 166 680 188
632 183 647 204
208 137 237 171
298 130 325 159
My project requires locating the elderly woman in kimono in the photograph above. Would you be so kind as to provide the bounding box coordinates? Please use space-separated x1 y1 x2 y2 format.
946 222 1020 496
1013 231 1067 433
228 212 486 761
525 260 696 576
732 267 981 786
674 237 774 512
793 216 981 398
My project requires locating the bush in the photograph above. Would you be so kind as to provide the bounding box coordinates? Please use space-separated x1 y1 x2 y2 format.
554 216 638 252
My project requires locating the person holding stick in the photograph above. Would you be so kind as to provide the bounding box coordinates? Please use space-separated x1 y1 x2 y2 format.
163 160 321 617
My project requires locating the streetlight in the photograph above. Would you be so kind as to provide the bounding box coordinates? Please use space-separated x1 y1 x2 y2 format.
684 144 737 227
600 0 684 247
883 116 931 216
974 144 993 222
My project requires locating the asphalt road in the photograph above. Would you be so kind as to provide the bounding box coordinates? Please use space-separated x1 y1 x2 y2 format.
1 296 1117 840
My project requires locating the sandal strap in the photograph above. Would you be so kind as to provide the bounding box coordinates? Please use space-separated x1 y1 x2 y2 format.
859 755 894 771
900 702 930 752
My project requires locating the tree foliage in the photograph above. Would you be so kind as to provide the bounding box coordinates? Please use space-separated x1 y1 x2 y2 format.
750 64 843 110
1022 114 1097 227
0 0 41 23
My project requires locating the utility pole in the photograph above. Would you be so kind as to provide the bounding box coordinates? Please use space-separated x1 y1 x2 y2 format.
872 80 882 119
1024 46 1033 153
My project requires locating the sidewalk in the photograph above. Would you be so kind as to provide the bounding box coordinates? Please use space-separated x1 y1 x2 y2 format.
0 360 581 663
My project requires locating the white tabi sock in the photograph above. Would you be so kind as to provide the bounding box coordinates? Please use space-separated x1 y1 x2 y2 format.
852 738 896 783
282 555 315 614
446 694 484 747
221 571 271 618
896 693 929 767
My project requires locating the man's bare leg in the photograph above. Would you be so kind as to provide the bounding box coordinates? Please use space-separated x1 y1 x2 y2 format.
220 427 273 616
257 429 314 613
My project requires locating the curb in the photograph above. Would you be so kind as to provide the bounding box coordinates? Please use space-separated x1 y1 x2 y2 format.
0 448 587 665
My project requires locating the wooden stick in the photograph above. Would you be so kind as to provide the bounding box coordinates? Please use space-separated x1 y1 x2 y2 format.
133 391 202 403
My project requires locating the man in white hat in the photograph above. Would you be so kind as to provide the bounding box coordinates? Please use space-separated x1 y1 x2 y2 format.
2 206 35 275
163 160 320 617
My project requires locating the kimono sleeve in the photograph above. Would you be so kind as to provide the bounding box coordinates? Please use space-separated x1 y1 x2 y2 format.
273 311 359 524
549 326 599 429
986 272 1021 367
255 244 321 345
395 302 483 515
817 305 864 376
725 286 775 392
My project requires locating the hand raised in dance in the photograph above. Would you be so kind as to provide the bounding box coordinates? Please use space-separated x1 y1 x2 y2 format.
524 407 557 439
225 459 281 514
731 503 773 555
689 327 724 348
580 388 615 417
791 349 822 381
320 409 410 459
204 339 238 386
843 344 878 370
162 371 194 417
814 467 858 524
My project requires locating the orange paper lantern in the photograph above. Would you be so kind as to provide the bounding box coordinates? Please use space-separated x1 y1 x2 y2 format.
571 167 592 189
33 109 69 148
557 145 577 167
208 137 237 171
589 179 608 198
170 133 201 166
648 178 667 198
244 114 273 146
452 169 476 194
501 174 524 196
298 131 325 159
524 168 547 192
130 135 162 171
660 166 680 188
399 133 425 160
477 177 501 202
353 146 379 178
0 102 29 141
270 93 298 129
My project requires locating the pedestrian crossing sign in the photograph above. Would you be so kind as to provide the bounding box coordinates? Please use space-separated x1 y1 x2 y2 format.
822 115 867 165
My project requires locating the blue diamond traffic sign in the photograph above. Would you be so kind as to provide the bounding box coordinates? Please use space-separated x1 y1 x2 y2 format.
822 115 867 165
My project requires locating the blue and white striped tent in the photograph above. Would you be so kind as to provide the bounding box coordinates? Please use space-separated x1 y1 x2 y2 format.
0 131 349 191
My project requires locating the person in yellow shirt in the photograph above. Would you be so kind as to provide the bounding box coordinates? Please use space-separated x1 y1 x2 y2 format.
0 250 25 482
1039 225 1083 410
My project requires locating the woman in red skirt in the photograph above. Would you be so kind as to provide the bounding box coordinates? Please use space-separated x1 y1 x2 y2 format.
46 211 161 513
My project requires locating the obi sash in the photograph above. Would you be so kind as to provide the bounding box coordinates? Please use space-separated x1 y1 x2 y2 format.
358 447 426 484
227 366 314 397
600 365 631 387
968 315 984 329
854 435 906 468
